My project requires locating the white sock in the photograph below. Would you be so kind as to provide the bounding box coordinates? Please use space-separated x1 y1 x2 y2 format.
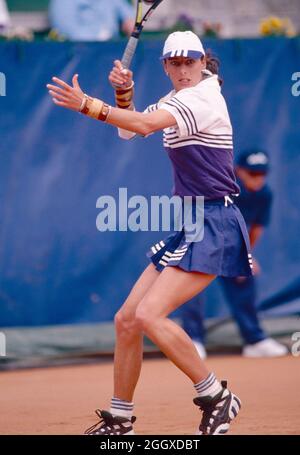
194 372 223 398
110 397 134 419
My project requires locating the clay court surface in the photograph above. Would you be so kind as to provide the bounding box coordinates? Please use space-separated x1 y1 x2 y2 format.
0 355 299 435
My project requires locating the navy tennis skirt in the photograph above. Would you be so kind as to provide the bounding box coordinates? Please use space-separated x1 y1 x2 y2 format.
147 197 253 277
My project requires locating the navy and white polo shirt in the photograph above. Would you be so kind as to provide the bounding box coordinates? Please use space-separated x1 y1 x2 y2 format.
145 75 240 200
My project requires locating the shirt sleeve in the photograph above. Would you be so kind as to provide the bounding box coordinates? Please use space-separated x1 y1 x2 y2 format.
160 86 226 138
143 103 159 114
118 128 136 140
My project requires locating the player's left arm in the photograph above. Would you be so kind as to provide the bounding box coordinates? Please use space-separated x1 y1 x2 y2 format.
47 74 176 135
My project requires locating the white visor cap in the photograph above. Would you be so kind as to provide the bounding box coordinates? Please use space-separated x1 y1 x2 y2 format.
161 31 205 60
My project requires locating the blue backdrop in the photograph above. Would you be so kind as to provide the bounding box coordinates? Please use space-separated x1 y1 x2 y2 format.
0 38 299 327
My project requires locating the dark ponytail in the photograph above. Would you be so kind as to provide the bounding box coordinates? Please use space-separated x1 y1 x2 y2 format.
205 50 223 86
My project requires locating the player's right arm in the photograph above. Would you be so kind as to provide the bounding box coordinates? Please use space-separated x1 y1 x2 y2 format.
47 71 176 135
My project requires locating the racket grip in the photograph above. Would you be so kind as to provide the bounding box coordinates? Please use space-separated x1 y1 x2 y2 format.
121 36 139 69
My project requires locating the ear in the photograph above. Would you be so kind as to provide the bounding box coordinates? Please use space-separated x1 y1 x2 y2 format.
163 60 169 77
201 56 207 70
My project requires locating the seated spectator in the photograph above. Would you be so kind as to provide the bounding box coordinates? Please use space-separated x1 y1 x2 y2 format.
0 0 11 30
49 0 135 41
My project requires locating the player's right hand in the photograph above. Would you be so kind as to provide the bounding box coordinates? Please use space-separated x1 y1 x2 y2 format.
109 60 133 89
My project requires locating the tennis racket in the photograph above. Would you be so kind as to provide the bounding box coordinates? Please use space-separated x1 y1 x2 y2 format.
121 0 165 69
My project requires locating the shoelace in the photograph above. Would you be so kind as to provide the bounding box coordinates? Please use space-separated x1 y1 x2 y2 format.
84 409 115 435
84 409 136 435
198 402 216 434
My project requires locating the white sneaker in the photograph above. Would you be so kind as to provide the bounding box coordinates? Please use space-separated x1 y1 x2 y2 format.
242 338 288 358
193 340 207 359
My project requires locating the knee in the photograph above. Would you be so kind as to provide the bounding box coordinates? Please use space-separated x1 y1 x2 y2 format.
135 300 158 334
114 310 140 337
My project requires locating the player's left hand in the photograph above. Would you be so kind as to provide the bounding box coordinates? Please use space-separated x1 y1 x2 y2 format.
109 60 133 89
47 74 84 111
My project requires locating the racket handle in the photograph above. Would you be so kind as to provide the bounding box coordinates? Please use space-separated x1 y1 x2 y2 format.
121 36 139 69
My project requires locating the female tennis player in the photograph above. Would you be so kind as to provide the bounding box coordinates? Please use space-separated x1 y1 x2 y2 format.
47 31 252 435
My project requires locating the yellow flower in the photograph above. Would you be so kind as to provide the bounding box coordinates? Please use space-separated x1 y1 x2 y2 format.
260 15 296 37
260 22 270 35
269 16 282 30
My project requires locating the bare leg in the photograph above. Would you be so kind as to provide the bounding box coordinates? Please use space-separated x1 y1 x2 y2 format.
135 267 216 384
113 263 160 401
